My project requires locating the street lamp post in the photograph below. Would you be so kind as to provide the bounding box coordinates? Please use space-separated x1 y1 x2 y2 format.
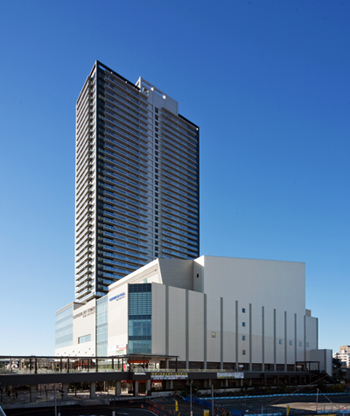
212 384 214 416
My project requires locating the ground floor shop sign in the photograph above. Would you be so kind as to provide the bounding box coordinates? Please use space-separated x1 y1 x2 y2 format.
217 372 244 379
151 372 188 380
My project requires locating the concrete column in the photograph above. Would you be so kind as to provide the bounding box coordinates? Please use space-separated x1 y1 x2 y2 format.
115 381 121 397
273 309 277 371
62 384 68 400
166 285 169 355
186 290 190 369
165 380 173 389
284 311 287 372
225 379 228 387
220 297 223 369
262 306 265 371
249 303 252 371
304 315 307 362
235 301 238 370
146 380 151 395
294 313 297 370
30 385 36 402
134 381 139 396
90 382 96 399
204 294 207 369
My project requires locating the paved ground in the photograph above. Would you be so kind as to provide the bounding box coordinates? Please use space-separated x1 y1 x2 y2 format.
3 394 350 416
211 395 350 416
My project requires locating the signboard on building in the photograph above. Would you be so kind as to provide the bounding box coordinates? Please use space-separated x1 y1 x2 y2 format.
151 372 188 380
108 344 127 355
109 292 126 302
73 306 95 319
217 372 244 379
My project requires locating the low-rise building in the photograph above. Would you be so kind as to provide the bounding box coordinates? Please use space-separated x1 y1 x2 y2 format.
55 255 331 375
333 346 350 368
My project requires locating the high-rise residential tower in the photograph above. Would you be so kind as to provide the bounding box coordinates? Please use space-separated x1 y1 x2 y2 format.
75 61 199 302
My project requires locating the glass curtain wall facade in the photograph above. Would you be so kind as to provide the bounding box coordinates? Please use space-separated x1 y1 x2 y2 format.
96 295 108 356
55 304 73 349
128 284 152 354
75 61 199 302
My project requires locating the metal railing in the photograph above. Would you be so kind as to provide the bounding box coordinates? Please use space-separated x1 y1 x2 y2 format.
0 355 316 377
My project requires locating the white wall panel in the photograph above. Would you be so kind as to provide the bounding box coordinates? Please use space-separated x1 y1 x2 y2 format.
152 283 166 354
168 287 186 360
188 290 205 362
222 297 236 363
108 281 128 353
305 316 318 350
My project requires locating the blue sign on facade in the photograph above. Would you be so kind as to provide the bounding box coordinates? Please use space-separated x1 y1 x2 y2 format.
109 292 126 302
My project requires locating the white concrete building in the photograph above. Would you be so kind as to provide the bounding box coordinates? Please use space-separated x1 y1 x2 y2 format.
56 256 329 373
334 346 350 368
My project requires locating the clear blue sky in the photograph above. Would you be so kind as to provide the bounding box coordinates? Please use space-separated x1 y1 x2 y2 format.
0 0 349 356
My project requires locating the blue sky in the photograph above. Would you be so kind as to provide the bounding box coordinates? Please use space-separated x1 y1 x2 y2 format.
0 0 349 356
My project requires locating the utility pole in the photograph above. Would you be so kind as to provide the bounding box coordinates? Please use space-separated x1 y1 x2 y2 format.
54 384 57 416
190 381 193 416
